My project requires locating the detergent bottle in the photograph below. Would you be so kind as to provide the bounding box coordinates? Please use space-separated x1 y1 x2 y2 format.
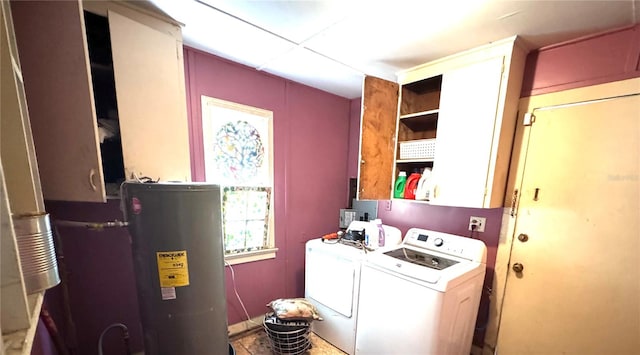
394 171 407 198
415 168 433 201
403 172 422 199
374 218 385 247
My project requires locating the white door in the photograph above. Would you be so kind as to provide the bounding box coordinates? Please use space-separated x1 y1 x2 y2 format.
432 56 504 208
497 88 640 354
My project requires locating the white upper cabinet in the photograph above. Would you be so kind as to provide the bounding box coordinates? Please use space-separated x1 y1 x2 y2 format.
11 0 191 202
358 36 528 207
107 10 190 187
11 1 103 202
431 56 505 207
394 36 528 208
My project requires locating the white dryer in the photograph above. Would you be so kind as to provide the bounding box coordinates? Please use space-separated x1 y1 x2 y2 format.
304 221 400 354
354 228 487 355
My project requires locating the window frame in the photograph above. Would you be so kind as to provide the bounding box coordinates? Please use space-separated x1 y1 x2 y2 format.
201 96 277 265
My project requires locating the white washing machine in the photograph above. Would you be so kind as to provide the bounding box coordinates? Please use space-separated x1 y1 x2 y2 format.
305 221 401 354
355 228 487 355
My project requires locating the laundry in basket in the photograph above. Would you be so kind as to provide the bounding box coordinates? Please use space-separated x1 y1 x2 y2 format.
264 298 322 355
267 298 323 321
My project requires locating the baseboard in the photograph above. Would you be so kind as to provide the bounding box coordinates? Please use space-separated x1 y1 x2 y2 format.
128 316 264 355
228 315 264 337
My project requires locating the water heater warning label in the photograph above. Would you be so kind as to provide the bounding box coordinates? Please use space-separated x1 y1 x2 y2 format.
156 250 190 288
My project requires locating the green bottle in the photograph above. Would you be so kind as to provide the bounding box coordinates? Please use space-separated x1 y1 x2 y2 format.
394 171 407 198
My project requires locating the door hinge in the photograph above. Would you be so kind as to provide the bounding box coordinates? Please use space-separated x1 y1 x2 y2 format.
510 189 519 217
523 112 535 126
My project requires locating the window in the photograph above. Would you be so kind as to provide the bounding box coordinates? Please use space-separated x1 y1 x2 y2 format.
201 96 276 264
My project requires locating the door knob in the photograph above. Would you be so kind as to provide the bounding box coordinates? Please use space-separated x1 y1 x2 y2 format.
512 263 524 273
517 233 529 242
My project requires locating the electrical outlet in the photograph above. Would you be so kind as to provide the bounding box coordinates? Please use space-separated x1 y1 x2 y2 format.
384 200 392 211
468 216 486 232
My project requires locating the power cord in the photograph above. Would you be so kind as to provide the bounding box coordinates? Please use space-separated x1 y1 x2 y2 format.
225 260 259 326
321 230 371 252
97 323 131 355
469 224 478 239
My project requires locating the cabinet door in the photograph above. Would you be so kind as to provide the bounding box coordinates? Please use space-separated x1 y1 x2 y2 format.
108 11 191 182
1 1 44 214
357 76 398 200
11 0 106 202
431 56 504 207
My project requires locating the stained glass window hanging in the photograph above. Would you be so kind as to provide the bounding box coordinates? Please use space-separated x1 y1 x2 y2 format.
212 120 265 183
202 98 271 187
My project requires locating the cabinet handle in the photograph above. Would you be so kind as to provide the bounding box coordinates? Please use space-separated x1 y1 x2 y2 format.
89 169 97 191
361 159 365 164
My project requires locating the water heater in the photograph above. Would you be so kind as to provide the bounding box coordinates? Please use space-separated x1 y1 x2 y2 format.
121 182 229 355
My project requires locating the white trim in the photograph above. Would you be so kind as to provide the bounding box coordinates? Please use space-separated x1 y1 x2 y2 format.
228 315 264 337
225 248 278 265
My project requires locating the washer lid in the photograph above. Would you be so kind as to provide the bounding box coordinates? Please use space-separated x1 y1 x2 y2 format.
366 243 484 287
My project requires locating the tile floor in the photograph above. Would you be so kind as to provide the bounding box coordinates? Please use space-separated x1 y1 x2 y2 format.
230 327 347 355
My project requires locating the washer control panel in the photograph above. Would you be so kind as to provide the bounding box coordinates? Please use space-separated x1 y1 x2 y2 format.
402 228 487 263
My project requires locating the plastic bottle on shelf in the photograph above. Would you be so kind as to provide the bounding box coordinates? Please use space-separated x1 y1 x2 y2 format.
415 168 433 201
404 173 422 199
374 219 385 247
394 171 407 198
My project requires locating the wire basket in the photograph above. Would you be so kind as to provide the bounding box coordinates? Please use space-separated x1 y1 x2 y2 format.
399 138 436 160
263 313 312 355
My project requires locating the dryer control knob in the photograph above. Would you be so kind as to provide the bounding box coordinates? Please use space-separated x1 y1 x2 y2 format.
434 238 443 247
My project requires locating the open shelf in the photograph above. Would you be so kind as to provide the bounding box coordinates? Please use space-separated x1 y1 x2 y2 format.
403 75 442 95
399 109 439 120
2 292 44 355
393 75 442 200
400 75 442 116
399 109 438 132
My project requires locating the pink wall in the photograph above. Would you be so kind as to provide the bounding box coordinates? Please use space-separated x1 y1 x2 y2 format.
183 47 352 323
521 24 640 97
42 200 144 355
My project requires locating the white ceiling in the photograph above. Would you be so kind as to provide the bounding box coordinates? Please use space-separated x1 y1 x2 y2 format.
148 0 639 99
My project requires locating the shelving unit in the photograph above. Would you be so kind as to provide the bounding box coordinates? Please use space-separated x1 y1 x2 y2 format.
393 75 442 190
1 3 48 354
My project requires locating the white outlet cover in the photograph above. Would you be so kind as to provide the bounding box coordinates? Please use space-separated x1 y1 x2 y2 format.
468 216 486 232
